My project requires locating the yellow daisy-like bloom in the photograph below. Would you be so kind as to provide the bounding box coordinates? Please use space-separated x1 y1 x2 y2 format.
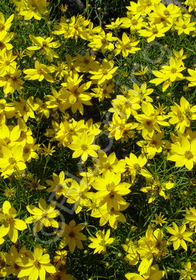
185 0 196 12
115 32 140 57
178 261 196 280
0 30 14 51
0 200 27 243
0 12 14 33
186 68 196 87
166 222 193 251
25 197 60 233
53 250 68 268
16 245 56 280
151 213 167 227
59 220 87 253
14 0 49 21
68 132 100 162
23 60 54 83
90 59 118 85
27 35 61 62
88 229 114 254
184 207 196 233
167 136 196 170
125 264 165 280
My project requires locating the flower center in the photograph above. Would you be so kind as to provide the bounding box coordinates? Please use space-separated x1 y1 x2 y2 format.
184 151 193 160
9 157 16 165
81 144 88 151
0 103 5 109
0 23 4 31
152 28 158 34
0 42 5 50
34 260 41 269
164 10 170 16
69 231 75 238
145 120 152 126
171 68 177 73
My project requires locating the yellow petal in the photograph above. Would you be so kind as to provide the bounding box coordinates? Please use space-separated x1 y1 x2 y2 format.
34 245 43 260
14 219 27 231
3 200 11 214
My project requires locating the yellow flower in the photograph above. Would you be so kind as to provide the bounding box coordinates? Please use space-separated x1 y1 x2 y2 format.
173 48 188 67
125 264 165 280
98 151 126 175
0 251 9 277
0 200 27 243
16 245 56 280
74 50 98 73
59 220 87 253
60 4 68 13
150 57 185 91
46 171 72 199
90 59 118 85
0 12 14 32
137 131 164 159
14 96 38 122
27 35 61 62
122 240 139 266
186 68 196 87
168 96 196 133
0 30 14 51
178 261 196 280
133 65 148 77
14 0 49 21
125 152 147 183
23 60 54 83
88 31 116 53
0 99 15 119
88 229 114 254
151 213 167 226
91 203 127 229
166 222 193 251
139 22 170 43
174 14 196 35
66 179 92 214
185 0 196 12
68 132 100 162
0 144 26 178
25 197 60 233
167 136 196 170
107 113 138 142
120 14 144 33
114 32 140 57
53 250 68 267
91 81 113 102
92 170 131 213
184 207 196 233
148 3 180 26
4 245 32 277
135 102 169 137
129 83 154 104
61 72 93 115
41 143 56 157
0 67 23 94
109 94 140 119
0 49 17 75
53 15 90 42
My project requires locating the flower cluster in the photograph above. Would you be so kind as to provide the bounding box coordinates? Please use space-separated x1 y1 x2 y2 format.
0 0 196 279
